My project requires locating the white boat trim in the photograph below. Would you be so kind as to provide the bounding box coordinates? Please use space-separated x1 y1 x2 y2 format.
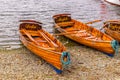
104 0 120 6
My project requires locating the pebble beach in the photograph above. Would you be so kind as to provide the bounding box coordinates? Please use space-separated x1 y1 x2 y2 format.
1 45 120 80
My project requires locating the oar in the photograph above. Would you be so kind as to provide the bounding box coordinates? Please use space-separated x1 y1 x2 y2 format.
54 24 86 32
105 20 120 23
21 29 40 45
85 20 102 24
38 30 58 48
95 23 109 39
21 30 57 50
53 30 86 36
100 23 108 30
55 26 85 32
53 32 77 36
42 47 56 50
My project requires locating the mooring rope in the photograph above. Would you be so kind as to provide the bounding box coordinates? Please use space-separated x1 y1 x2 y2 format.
61 52 71 69
111 40 119 54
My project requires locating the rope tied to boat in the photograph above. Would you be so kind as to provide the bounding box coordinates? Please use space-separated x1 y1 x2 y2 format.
111 40 119 54
61 52 70 68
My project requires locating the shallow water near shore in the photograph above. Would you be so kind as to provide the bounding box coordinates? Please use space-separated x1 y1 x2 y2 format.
0 0 120 80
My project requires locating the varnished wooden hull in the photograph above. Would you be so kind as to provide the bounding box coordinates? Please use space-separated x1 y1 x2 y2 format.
53 14 119 56
104 20 120 42
19 20 70 73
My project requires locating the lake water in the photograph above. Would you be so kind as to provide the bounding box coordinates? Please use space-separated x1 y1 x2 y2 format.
0 0 120 50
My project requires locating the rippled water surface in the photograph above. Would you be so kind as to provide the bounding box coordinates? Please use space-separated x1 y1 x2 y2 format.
0 0 120 50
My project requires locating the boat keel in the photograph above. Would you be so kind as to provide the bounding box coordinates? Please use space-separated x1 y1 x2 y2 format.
49 64 62 74
103 52 114 57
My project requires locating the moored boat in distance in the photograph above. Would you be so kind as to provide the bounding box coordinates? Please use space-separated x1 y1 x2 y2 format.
52 13 119 57
19 20 70 74
103 20 120 42
104 0 120 6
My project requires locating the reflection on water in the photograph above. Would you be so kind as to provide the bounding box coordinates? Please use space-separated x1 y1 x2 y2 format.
100 3 108 20
0 0 119 50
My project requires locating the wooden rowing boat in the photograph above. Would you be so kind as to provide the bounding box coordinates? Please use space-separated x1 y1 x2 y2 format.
19 20 70 74
104 0 120 6
52 14 119 56
103 20 120 42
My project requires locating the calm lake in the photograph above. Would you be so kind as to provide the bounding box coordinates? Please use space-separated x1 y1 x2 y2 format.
0 0 120 50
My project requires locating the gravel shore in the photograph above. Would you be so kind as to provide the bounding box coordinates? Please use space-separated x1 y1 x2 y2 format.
0 45 120 80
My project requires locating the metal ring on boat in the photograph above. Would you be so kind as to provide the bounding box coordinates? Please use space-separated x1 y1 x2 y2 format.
61 52 70 65
111 40 119 54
